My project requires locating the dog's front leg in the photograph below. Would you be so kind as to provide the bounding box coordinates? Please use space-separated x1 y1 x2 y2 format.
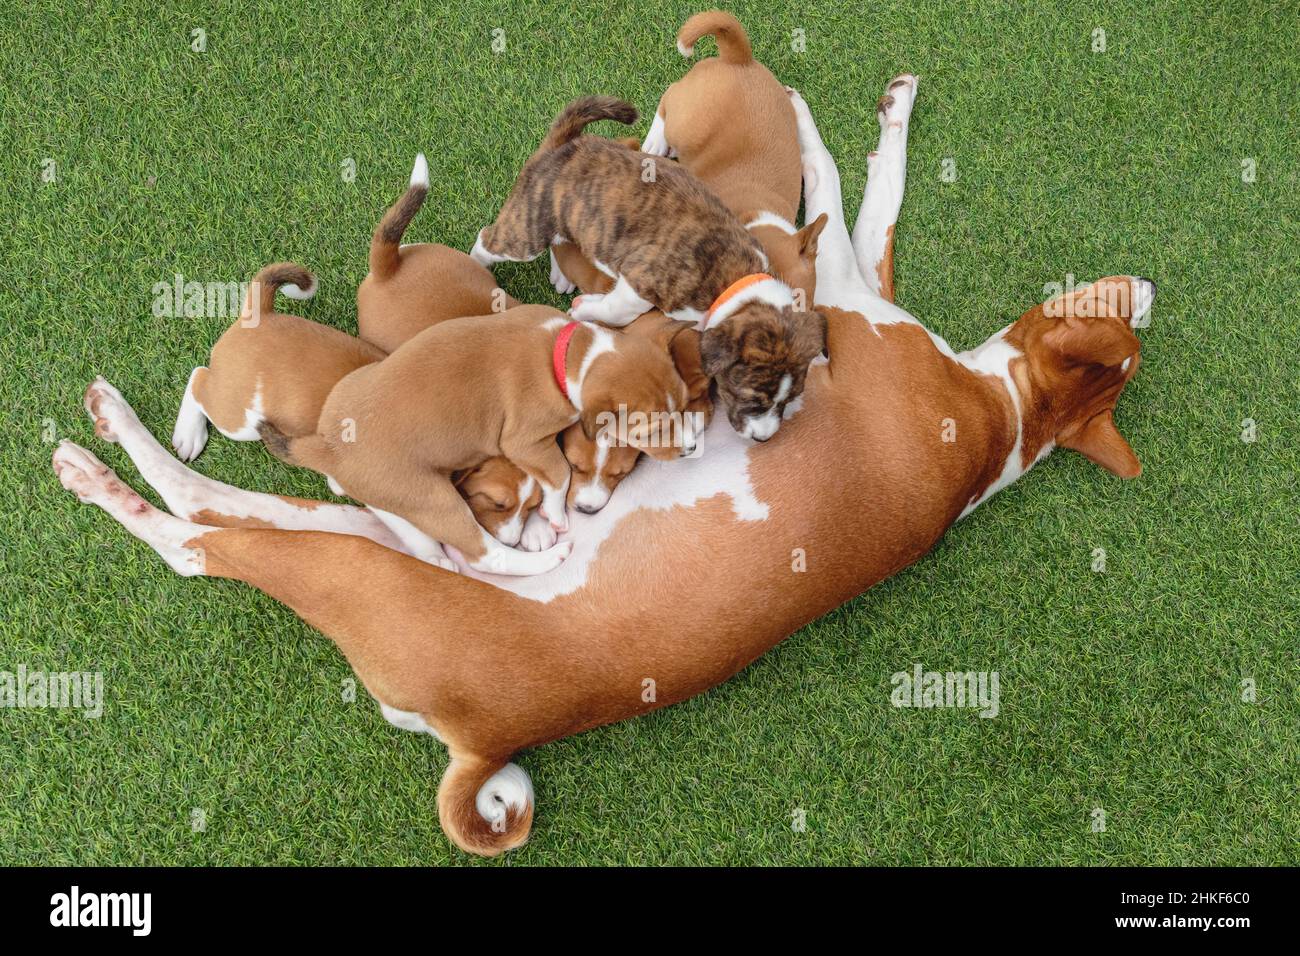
850 75 917 301
82 377 409 552
501 434 572 533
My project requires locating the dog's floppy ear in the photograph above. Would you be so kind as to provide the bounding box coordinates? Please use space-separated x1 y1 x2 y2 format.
1059 409 1141 478
649 318 698 353
783 307 827 362
700 324 739 377
1044 316 1138 368
795 213 828 259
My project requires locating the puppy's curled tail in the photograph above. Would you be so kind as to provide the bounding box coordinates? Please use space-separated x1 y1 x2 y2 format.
677 10 752 64
369 153 429 281
541 96 638 151
437 756 534 857
242 262 317 322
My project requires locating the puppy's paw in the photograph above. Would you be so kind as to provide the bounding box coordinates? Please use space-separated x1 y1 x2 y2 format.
549 248 577 295
519 511 558 552
568 293 607 321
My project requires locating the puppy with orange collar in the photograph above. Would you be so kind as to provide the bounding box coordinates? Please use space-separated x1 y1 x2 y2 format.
471 96 826 442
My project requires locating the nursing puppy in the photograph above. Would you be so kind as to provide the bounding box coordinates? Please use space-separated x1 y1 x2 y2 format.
470 96 825 441
561 309 712 513
263 305 695 575
170 263 541 547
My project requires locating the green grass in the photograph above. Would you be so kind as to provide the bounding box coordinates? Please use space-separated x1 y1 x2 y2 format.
2 0 1297 865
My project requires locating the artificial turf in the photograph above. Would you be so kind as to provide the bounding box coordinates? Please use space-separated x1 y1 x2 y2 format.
1 0 1296 865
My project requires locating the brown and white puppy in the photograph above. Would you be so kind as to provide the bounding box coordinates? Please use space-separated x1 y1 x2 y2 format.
263 305 694 575
170 263 538 548
560 310 711 513
470 96 825 441
358 154 521 353
555 12 826 306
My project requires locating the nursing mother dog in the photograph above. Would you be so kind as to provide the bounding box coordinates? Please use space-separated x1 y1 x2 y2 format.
54 78 1154 856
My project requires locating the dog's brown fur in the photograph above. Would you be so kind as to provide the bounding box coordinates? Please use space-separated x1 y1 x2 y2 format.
186 263 538 542
477 96 825 436
266 307 689 565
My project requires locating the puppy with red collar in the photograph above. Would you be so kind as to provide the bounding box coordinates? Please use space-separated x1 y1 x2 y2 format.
471 96 825 442
262 304 695 575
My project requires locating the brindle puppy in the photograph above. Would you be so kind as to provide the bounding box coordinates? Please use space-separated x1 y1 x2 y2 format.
470 95 825 442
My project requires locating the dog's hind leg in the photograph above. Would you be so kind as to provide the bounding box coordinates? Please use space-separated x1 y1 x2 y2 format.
851 75 917 301
786 87 874 312
84 377 408 552
469 188 555 268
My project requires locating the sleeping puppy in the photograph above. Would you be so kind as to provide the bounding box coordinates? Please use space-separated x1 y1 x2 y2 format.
560 309 713 514
470 96 825 442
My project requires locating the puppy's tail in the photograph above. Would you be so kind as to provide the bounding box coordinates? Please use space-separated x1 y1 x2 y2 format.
258 421 334 474
438 756 534 857
369 153 429 281
242 262 317 322
540 96 638 151
677 10 753 64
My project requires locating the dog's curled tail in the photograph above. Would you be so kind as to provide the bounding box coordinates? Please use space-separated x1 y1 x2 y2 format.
369 153 429 281
438 756 534 857
242 262 316 322
541 96 638 151
677 10 752 64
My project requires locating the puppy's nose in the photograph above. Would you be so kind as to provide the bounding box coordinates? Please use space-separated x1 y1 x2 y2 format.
751 433 771 443
575 503 601 515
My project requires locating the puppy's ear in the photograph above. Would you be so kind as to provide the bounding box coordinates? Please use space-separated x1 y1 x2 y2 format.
580 403 612 442
1060 409 1141 478
650 319 698 353
796 213 828 259
1044 317 1138 368
784 308 828 361
700 324 739 377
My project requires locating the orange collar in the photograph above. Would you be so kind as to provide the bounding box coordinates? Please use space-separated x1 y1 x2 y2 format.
553 321 580 400
705 273 774 324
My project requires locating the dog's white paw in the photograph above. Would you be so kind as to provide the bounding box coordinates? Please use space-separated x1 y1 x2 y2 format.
568 293 606 320
641 113 672 157
171 368 210 462
549 248 577 294
519 511 557 552
83 376 135 444
878 74 917 129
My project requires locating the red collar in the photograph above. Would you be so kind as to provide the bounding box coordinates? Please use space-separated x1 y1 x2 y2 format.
553 321 580 399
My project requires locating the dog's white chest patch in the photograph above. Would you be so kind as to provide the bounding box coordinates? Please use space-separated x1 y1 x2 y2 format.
462 415 771 602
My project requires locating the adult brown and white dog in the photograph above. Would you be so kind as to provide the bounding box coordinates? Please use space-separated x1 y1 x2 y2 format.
56 77 1153 856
